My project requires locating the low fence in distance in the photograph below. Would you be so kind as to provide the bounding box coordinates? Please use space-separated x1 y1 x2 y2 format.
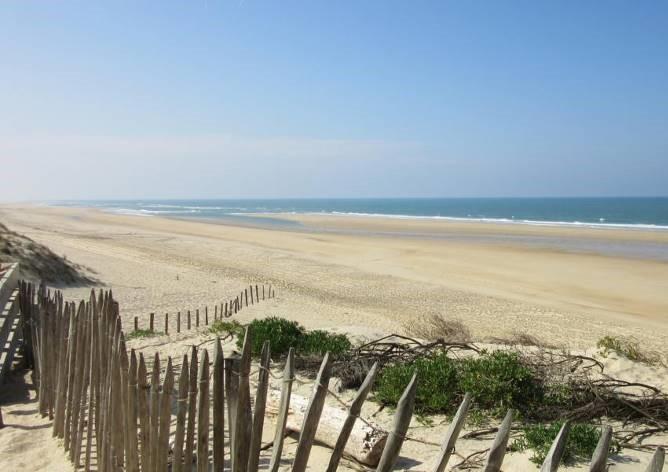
133 283 275 335
17 281 666 472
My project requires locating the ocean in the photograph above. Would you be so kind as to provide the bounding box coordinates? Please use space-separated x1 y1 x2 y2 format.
55 197 668 230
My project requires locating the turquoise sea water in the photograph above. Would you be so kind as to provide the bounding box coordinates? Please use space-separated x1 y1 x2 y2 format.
56 197 668 229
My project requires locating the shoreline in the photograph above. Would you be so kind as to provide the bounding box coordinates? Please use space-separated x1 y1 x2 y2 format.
1 203 667 354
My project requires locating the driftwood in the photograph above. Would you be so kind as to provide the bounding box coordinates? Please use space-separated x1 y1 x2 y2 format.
266 388 388 466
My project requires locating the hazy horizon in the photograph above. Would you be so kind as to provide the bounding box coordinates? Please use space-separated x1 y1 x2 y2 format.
2 2 667 201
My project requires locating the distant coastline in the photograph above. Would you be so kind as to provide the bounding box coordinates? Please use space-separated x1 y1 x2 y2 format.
50 197 668 231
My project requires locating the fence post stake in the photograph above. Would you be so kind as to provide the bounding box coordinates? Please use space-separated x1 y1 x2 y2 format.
184 346 198 470
173 355 189 472
233 329 253 472
213 338 225 471
589 425 612 472
126 350 139 472
645 447 665 472
137 354 151 471
157 358 174 472
430 393 472 472
326 362 380 472
482 409 514 472
268 348 294 472
248 341 271 472
134 316 138 332
376 372 418 472
539 421 571 472
149 313 154 332
292 352 333 472
197 349 210 472
149 353 161 472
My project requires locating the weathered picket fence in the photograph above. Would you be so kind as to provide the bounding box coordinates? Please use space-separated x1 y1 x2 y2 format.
133 283 275 335
16 282 666 471
0 262 22 385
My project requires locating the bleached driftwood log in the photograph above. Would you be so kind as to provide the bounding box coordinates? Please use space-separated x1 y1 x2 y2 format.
266 388 387 466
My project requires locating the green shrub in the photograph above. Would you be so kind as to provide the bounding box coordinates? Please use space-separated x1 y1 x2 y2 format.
231 317 353 358
511 422 619 464
127 329 161 340
374 350 542 416
299 329 352 357
238 317 304 356
209 319 244 337
458 351 542 413
375 352 459 414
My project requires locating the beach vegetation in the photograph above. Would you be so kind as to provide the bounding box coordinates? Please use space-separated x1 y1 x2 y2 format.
226 316 353 359
403 313 471 342
209 319 245 338
510 422 619 465
374 350 541 416
597 335 662 365
126 329 162 340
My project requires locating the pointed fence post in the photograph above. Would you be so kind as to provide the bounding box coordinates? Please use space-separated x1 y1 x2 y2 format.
291 352 333 472
326 362 380 472
540 421 571 472
248 341 271 472
375 372 418 472
173 355 189 472
645 447 665 472
233 329 253 472
431 393 472 472
157 358 174 472
269 348 295 472
213 338 226 472
137 354 151 471
126 350 139 472
482 409 514 472
226 356 240 470
149 354 161 472
164 313 169 335
184 346 198 470
589 425 612 472
197 349 210 472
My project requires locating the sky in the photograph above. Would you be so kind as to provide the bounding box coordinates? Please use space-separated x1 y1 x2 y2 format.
1 1 667 200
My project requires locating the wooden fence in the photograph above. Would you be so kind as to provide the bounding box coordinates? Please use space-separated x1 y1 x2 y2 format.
0 262 21 385
133 284 275 335
16 282 666 471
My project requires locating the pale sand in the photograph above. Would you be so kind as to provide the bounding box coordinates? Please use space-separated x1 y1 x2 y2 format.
2 205 667 351
0 204 667 471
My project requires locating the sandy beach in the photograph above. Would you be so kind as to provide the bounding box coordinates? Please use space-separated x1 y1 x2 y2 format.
1 204 667 352
1 204 668 471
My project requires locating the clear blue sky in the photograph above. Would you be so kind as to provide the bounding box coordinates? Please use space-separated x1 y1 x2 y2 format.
1 1 667 200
